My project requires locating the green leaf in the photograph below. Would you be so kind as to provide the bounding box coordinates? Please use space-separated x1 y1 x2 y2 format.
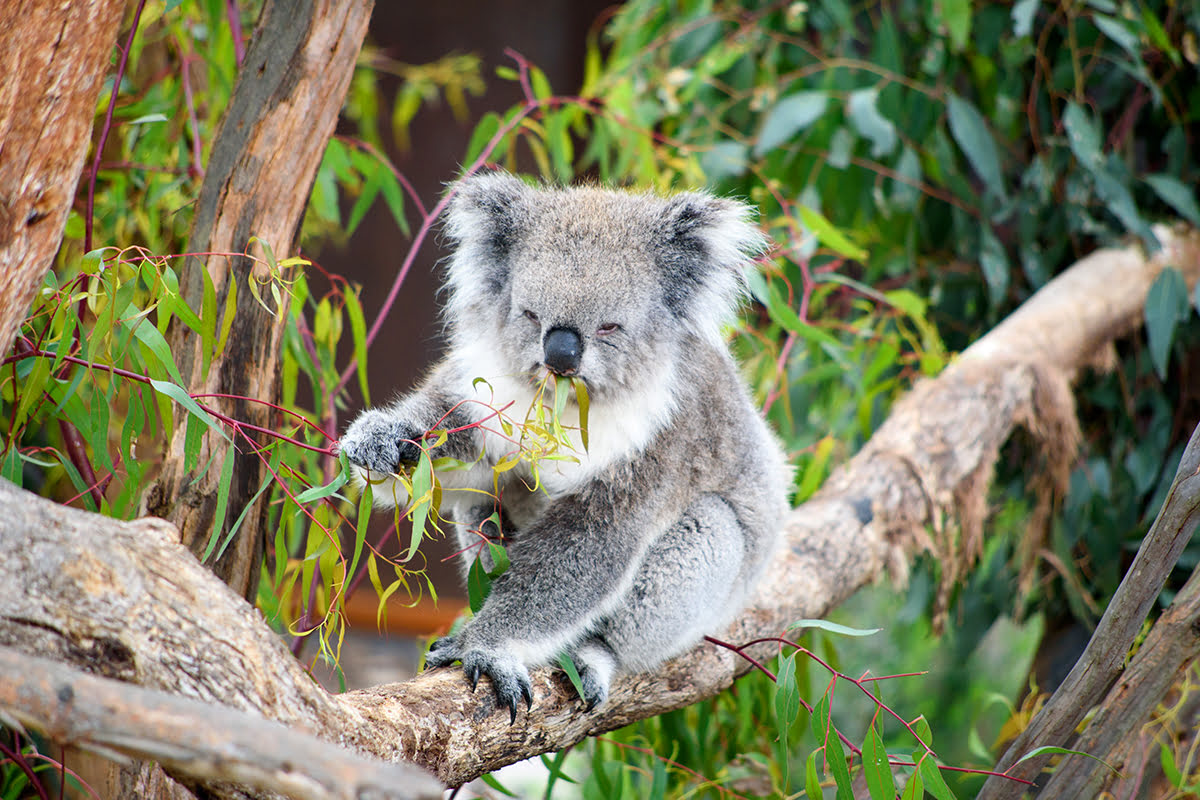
406 449 435 562
946 94 1006 201
1145 174 1200 227
700 141 749 183
1144 266 1188 380
345 288 370 407
467 551 491 614
294 470 349 504
798 205 869 261
123 303 184 385
346 167 383 237
939 0 971 51
811 692 854 800
183 413 204 474
148 379 230 442
201 445 237 563
754 91 829 157
558 652 586 699
846 88 897 158
774 651 800 790
479 773 517 797
863 722 897 800
911 715 934 749
486 539 510 577
917 754 958 800
530 66 552 100
465 112 502 166
1063 102 1156 244
215 462 276 562
788 619 882 637
805 749 823 800
1160 743 1183 787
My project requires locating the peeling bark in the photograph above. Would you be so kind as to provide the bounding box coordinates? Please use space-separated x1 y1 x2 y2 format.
0 0 125 356
2 227 1197 796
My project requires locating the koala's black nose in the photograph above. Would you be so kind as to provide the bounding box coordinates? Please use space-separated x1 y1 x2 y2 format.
543 327 582 375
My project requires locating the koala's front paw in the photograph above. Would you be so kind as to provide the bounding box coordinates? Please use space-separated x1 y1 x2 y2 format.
338 409 422 474
424 637 533 723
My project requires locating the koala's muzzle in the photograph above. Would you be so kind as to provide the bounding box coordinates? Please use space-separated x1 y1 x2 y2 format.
543 327 582 375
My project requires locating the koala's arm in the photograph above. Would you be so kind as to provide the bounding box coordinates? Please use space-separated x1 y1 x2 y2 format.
339 361 483 484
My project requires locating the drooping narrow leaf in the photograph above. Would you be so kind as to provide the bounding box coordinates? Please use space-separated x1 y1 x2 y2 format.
201 445 238 562
946 93 1007 202
788 618 882 637
863 722 897 800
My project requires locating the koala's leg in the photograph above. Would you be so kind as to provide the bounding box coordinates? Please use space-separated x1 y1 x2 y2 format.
572 493 746 706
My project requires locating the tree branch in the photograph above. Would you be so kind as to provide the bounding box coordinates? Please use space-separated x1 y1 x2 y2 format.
2 226 1197 795
981 421 1200 798
0 647 441 800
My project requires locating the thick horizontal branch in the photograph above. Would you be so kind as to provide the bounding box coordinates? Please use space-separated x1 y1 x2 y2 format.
1 226 1198 794
0 647 441 800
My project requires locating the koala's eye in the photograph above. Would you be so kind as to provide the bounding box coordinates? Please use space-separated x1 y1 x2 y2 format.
597 322 620 336
523 310 539 323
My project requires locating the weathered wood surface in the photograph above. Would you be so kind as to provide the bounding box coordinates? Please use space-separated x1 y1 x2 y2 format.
2 226 1196 795
0 0 125 356
143 0 373 600
0 647 442 800
982 421 1200 799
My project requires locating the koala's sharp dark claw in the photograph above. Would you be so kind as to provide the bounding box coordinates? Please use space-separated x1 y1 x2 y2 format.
521 682 533 710
508 703 518 725
466 664 480 691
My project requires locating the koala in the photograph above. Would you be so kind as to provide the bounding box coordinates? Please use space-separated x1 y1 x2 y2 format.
339 171 791 721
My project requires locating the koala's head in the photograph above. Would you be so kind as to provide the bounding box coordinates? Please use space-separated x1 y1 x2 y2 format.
441 171 766 399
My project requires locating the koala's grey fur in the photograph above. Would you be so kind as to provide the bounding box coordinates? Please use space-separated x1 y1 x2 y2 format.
339 171 791 720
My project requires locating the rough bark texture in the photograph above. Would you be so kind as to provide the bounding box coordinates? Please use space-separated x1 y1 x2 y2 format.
142 0 373 600
0 0 125 357
0 648 442 800
2 227 1197 797
981 421 1200 799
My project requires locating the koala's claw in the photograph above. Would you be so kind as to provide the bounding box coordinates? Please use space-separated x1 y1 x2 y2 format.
466 663 481 692
424 637 533 722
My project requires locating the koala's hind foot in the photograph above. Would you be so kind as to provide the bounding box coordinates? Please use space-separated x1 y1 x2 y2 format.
568 637 617 711
425 635 533 724
337 408 422 474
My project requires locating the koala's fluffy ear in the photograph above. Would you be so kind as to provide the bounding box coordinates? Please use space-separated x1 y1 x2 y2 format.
657 193 768 343
443 171 532 302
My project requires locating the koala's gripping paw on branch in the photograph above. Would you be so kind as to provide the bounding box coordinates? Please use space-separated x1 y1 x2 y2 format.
425 636 533 724
337 409 422 474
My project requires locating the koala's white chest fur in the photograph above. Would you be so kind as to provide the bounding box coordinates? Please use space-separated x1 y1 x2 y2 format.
450 338 678 497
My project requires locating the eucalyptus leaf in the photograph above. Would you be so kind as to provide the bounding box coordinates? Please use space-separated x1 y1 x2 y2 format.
946 94 1006 201
754 91 829 157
